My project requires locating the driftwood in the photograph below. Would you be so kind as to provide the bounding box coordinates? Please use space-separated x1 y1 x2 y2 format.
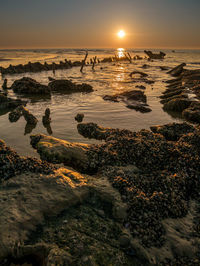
144 50 166 60
80 51 88 72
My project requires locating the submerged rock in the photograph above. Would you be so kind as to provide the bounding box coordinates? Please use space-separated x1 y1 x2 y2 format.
103 90 151 113
11 77 51 95
48 79 93 94
0 93 27 110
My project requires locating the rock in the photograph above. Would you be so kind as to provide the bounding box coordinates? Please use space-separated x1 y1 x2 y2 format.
2 79 8 90
75 113 84 123
126 103 151 113
103 90 151 113
150 122 195 141
77 122 116 140
160 66 170 71
144 50 166 59
21 106 38 125
42 108 51 125
48 79 93 94
129 71 148 78
163 98 191 112
182 102 200 123
0 93 27 110
0 161 89 261
167 63 186 77
136 85 146 90
11 77 51 95
30 134 91 172
8 105 23 122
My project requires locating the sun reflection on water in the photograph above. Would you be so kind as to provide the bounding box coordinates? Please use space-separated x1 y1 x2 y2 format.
117 48 125 58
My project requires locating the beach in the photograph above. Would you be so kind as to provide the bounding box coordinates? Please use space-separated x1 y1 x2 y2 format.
0 49 200 265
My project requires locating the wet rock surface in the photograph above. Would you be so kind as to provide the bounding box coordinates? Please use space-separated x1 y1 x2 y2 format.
1 120 200 264
103 90 151 113
48 79 93 94
11 77 51 95
30 121 200 264
161 65 200 122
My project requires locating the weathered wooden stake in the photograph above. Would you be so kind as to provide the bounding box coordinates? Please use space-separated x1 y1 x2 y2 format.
80 51 88 72
92 56 97 70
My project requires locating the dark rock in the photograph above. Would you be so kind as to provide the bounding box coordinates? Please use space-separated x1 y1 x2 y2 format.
11 77 51 95
144 50 166 59
150 122 195 140
103 90 151 113
21 106 38 125
182 102 200 123
48 79 93 94
136 85 146 90
163 98 191 112
42 108 51 125
8 105 23 122
0 93 27 110
167 63 186 77
2 79 8 90
75 113 84 123
129 71 148 78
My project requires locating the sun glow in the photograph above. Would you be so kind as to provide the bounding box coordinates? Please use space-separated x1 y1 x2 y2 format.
117 30 125 38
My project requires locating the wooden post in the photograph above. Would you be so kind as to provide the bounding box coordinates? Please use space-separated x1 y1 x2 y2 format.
80 51 88 72
125 53 132 63
92 56 97 70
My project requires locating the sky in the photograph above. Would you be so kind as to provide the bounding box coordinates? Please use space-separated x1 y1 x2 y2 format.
0 0 200 49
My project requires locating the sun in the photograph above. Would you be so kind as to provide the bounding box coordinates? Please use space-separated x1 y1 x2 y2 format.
117 30 125 38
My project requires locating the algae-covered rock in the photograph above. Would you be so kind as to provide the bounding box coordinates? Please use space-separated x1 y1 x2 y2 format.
11 77 51 95
150 122 195 141
163 98 191 112
30 134 91 172
182 102 200 123
48 79 93 94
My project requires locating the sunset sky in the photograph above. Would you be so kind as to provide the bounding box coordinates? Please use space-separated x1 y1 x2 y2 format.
1 0 200 49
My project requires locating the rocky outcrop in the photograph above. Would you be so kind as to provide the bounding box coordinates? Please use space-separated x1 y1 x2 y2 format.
29 122 200 264
48 79 93 94
0 139 138 266
11 77 51 95
103 90 151 113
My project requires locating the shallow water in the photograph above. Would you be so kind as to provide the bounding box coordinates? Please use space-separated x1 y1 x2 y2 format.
0 48 200 157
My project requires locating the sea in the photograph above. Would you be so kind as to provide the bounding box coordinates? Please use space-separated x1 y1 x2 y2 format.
0 48 200 157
